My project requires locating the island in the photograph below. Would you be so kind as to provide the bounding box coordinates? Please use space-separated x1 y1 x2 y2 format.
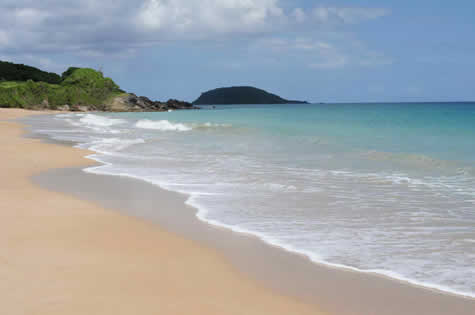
193 86 308 105
0 60 196 112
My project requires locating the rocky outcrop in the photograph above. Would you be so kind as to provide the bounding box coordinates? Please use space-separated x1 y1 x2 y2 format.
107 94 198 112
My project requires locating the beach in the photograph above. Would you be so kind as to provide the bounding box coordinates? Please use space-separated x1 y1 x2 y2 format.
0 108 322 314
2 107 474 315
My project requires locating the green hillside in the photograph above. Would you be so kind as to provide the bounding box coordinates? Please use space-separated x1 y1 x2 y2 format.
0 65 125 110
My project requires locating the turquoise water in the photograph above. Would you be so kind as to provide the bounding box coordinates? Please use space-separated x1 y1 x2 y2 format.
31 102 475 297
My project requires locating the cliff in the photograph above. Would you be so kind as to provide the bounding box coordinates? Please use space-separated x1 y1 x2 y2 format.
193 86 308 105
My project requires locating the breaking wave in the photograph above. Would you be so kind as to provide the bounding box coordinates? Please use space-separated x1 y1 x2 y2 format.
135 119 191 131
135 119 232 131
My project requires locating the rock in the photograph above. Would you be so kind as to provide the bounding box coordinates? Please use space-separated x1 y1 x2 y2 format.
166 99 194 109
57 104 70 111
70 105 89 112
110 94 199 112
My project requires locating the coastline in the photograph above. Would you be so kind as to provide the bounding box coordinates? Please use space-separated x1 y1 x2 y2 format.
0 108 323 315
24 109 475 314
3 108 474 315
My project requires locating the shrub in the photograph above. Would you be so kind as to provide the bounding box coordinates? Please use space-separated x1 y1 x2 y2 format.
0 67 123 109
0 60 61 84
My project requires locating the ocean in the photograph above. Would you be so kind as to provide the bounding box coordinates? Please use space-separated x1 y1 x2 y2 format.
28 102 475 298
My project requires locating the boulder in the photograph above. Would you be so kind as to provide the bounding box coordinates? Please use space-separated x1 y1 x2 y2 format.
57 104 70 111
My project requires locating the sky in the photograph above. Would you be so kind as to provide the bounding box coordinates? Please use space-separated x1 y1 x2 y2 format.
1 0 474 103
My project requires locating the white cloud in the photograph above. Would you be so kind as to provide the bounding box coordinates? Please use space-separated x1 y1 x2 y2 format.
0 0 391 66
294 38 332 51
252 36 392 69
14 8 50 27
310 56 347 69
312 7 389 24
136 0 285 35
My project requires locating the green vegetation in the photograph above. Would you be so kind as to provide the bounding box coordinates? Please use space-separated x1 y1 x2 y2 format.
0 61 61 84
193 86 308 105
0 64 125 110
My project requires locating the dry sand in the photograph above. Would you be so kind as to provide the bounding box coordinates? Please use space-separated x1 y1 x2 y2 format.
0 108 324 314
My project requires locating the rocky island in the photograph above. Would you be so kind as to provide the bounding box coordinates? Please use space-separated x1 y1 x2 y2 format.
0 61 196 112
193 86 308 105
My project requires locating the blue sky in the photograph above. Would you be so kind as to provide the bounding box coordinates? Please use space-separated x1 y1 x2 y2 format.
1 0 474 102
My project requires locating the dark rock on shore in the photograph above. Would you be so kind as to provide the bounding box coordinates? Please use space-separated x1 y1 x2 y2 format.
109 93 198 112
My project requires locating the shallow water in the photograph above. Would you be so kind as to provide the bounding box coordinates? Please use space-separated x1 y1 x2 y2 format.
27 102 475 297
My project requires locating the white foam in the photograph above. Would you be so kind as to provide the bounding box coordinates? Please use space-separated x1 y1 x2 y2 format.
186 196 475 300
135 119 191 131
71 143 475 300
59 114 126 134
83 138 145 155
79 114 126 127
34 112 475 301
134 120 231 131
193 122 232 128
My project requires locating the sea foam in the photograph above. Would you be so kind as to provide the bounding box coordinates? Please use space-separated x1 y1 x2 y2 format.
60 113 126 134
42 103 475 299
79 114 126 127
85 138 145 155
135 119 191 131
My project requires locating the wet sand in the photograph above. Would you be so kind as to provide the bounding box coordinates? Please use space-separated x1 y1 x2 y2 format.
0 108 323 315
34 167 475 315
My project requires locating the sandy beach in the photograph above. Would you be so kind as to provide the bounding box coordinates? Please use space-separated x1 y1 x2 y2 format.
0 108 323 314
2 108 475 315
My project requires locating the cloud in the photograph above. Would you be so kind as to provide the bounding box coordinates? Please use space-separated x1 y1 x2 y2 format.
312 7 390 24
252 36 392 69
0 0 391 69
136 0 285 35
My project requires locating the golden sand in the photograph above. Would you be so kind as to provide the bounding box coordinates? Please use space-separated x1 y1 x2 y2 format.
0 108 324 315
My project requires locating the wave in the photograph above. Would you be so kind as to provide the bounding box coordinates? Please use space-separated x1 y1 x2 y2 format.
45 111 475 300
59 113 126 134
73 142 475 300
79 114 126 127
135 119 232 132
185 194 475 299
325 169 475 198
192 122 232 129
135 119 191 131
83 138 145 155
78 152 475 300
361 150 471 172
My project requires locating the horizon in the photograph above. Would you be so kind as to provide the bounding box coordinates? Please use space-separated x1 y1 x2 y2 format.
1 1 474 103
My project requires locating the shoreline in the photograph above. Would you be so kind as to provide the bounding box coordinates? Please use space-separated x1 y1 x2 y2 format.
76 153 475 300
1 108 324 315
20 111 475 314
23 110 475 301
